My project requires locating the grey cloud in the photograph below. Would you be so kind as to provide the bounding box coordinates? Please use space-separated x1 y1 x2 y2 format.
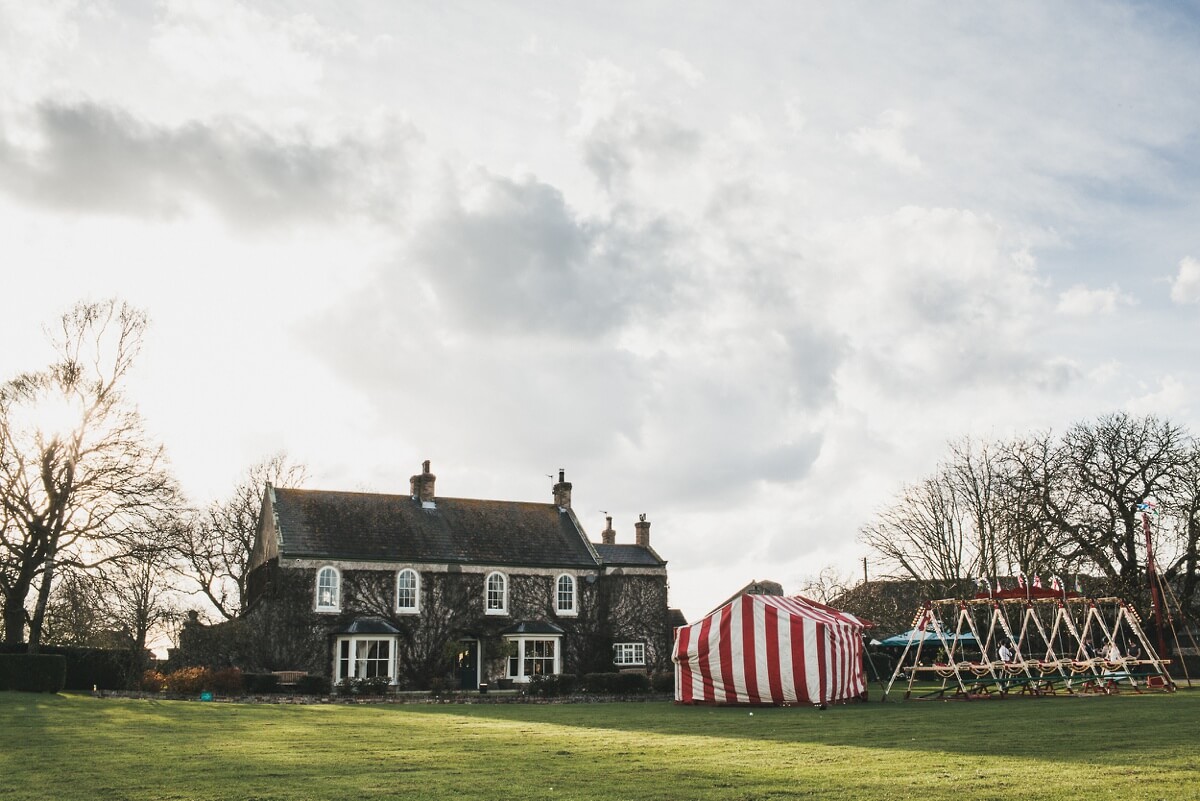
0 100 414 225
408 174 675 338
582 107 702 191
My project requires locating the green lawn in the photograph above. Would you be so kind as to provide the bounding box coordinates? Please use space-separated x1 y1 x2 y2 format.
1 690 1198 801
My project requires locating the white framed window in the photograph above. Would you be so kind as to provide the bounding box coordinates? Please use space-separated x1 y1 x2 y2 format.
395 569 420 614
485 572 508 615
555 574 577 616
335 637 395 682
315 565 340 612
505 636 561 682
613 642 645 666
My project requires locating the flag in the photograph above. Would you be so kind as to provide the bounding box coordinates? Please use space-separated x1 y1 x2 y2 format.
1033 575 1042 589
1074 575 1083 593
1017 573 1026 588
1050 576 1062 591
995 579 1002 594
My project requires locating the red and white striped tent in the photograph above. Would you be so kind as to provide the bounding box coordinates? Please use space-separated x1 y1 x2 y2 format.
673 594 870 706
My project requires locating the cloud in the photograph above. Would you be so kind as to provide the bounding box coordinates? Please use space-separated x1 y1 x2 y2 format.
150 0 354 97
576 59 703 192
1055 283 1130 316
1170 256 1200 304
847 109 922 173
0 100 415 225
657 49 704 87
1126 375 1189 417
0 0 79 104
404 171 675 338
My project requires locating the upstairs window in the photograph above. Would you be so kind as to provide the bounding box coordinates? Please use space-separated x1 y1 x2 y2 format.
485 572 508 615
396 569 420 614
316 566 340 612
556 574 577 616
613 642 645 666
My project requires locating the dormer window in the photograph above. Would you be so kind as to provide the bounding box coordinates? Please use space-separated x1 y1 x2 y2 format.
396 569 420 614
485 571 508 615
316 566 340 612
556 574 577 616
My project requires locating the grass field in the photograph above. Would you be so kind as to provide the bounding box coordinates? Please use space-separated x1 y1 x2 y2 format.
1 690 1197 801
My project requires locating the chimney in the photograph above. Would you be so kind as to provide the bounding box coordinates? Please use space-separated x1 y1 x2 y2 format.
552 468 572 509
635 514 650 548
410 460 436 505
601 515 616 545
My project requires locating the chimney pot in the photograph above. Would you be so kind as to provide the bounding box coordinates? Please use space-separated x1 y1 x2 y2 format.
634 515 651 548
552 468 572 509
601 515 616 545
411 460 436 504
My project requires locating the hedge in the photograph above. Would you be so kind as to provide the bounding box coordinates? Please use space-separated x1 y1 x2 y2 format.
0 654 67 693
580 672 650 694
0 644 139 690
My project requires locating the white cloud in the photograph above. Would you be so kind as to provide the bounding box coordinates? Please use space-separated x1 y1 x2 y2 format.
657 49 703 87
1126 375 1189 417
1170 256 1200 304
150 0 351 97
847 109 922 173
1055 283 1130 316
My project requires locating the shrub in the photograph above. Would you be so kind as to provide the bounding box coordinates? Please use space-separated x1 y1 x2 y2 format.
581 672 617 693
337 676 391 695
295 674 330 695
210 667 244 695
0 644 135 690
243 673 281 694
650 672 674 693
0 654 67 693
613 672 650 694
529 673 578 697
427 675 455 696
139 670 166 692
164 666 212 695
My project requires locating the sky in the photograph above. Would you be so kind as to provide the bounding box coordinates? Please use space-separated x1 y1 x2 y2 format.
1 1 1199 625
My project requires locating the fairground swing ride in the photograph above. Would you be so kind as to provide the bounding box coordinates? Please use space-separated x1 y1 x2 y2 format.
883 504 1196 700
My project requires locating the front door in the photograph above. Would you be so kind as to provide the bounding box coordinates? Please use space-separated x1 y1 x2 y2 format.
457 640 479 690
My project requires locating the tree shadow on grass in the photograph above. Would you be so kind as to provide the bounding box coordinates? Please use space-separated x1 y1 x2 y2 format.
384 690 1199 766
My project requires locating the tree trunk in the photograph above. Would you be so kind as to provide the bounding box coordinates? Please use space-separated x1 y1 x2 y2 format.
26 544 57 653
3 592 28 645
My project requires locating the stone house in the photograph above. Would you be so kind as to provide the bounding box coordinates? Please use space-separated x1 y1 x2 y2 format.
235 462 677 689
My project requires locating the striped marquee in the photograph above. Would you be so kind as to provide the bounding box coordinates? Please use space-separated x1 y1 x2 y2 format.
673 594 869 706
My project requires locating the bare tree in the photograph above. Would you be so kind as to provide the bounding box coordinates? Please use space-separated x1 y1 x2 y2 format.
0 300 177 650
1051 414 1186 596
174 453 307 620
799 565 853 604
860 471 972 595
42 567 116 647
863 414 1199 618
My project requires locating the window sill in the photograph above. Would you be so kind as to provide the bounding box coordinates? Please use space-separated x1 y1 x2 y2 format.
485 609 508 616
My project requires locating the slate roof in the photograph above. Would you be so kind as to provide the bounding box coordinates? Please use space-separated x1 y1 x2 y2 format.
594 543 666 567
335 617 403 635
271 488 599 569
500 621 566 636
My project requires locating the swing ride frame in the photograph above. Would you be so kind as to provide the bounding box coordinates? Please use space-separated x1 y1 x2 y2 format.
882 594 1177 701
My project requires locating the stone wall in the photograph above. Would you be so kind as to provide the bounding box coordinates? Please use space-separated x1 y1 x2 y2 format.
182 558 671 688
